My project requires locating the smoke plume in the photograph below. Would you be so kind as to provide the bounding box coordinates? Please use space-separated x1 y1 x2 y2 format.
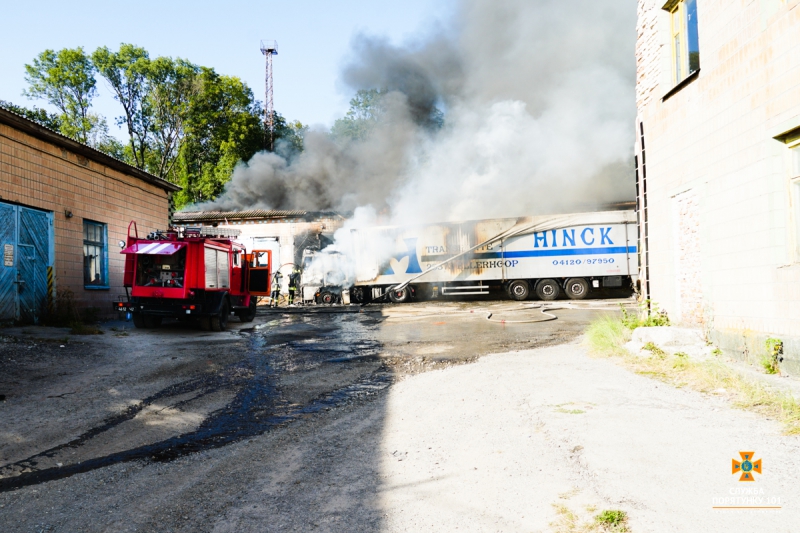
201 0 637 224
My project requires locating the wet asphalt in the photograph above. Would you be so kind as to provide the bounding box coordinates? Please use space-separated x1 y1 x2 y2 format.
0 298 630 494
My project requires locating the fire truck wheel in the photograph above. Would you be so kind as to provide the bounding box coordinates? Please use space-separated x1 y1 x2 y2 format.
564 278 589 300
211 301 230 332
199 317 211 331
535 279 561 301
506 280 530 301
239 298 257 322
388 286 410 303
132 314 146 329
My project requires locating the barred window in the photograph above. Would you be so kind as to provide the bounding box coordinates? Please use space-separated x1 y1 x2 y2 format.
83 220 108 288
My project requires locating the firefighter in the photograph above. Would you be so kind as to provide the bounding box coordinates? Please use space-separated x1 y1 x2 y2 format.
270 269 283 308
288 267 301 306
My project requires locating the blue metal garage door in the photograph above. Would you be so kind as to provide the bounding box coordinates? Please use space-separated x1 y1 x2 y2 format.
0 201 54 323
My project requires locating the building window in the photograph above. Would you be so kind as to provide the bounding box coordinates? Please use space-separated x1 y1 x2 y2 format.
667 0 700 85
83 220 108 289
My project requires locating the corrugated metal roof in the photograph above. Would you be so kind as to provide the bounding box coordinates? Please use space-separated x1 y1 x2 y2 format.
0 106 180 193
173 209 343 222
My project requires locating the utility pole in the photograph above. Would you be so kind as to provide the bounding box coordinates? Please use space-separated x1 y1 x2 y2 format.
260 40 278 151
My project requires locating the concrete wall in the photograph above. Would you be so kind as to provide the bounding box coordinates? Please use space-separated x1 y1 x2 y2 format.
636 0 800 368
0 122 171 315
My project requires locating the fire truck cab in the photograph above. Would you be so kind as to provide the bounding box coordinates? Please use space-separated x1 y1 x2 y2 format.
113 222 272 331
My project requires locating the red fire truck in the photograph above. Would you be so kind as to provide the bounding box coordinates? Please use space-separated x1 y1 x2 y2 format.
113 222 273 331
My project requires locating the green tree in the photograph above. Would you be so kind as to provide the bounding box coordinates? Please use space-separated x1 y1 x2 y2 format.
146 57 199 180
23 48 98 144
330 88 387 142
92 44 153 169
274 114 307 156
173 69 266 207
0 100 61 130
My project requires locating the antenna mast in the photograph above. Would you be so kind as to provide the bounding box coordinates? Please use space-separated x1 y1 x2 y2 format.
260 40 278 151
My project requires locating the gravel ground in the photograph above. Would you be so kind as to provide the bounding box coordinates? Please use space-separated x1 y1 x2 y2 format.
2 299 796 532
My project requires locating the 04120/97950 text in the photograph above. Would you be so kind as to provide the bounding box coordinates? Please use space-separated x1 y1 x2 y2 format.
552 258 615 266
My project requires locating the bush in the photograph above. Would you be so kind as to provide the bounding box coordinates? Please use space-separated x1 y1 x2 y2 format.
620 300 670 330
761 338 783 375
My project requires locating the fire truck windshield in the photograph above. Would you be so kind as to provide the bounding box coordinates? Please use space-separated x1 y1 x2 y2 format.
136 248 187 288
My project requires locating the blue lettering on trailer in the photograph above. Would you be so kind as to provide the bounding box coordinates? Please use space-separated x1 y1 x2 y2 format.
581 228 595 245
562 229 576 247
473 246 636 259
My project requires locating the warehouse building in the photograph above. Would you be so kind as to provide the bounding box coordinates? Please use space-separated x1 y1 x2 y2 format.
635 0 800 370
0 106 179 322
172 209 345 295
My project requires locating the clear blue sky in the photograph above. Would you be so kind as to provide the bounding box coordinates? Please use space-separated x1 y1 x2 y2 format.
0 0 455 134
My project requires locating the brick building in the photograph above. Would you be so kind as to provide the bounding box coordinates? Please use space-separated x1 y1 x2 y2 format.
635 0 800 370
0 107 179 322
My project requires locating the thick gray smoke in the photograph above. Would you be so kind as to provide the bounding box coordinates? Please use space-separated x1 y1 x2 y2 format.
202 0 637 224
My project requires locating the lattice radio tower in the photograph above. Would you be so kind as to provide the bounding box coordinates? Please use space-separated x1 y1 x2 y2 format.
260 40 278 150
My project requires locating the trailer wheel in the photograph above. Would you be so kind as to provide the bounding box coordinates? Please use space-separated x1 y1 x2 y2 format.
319 291 336 305
564 278 589 300
211 300 230 332
535 279 561 301
388 286 410 303
239 297 257 322
506 280 530 301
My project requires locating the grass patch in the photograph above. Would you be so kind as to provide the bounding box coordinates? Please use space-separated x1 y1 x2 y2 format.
595 510 628 530
585 314 631 357
551 505 630 532
585 312 800 435
556 408 586 415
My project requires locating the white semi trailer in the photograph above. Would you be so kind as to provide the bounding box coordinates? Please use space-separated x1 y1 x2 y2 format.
342 210 638 303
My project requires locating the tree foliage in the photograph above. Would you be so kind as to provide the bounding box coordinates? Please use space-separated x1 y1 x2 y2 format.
174 69 265 207
92 44 153 168
330 88 387 142
23 48 99 144
17 44 412 207
0 100 61 130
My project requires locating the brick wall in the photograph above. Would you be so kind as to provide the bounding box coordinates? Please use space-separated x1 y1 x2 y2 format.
0 123 171 314
636 0 800 343
673 190 703 324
